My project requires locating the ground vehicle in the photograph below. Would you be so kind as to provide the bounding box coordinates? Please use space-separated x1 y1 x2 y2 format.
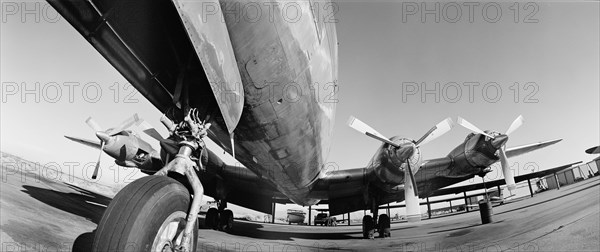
287 209 306 225
314 213 328 226
314 213 337 226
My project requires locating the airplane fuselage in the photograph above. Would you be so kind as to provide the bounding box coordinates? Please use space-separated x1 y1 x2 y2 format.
205 1 338 205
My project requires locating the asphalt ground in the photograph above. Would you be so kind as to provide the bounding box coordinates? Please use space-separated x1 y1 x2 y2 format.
1 167 598 251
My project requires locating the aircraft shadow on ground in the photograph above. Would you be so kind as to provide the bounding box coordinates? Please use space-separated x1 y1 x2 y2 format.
200 219 420 241
20 183 111 252
21 184 109 224
198 218 365 240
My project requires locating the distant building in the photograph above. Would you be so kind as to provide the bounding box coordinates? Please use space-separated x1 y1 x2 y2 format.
543 160 598 189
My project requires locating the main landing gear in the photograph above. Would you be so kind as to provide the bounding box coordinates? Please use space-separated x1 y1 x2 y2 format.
361 214 391 239
361 201 391 239
205 201 234 232
92 109 209 252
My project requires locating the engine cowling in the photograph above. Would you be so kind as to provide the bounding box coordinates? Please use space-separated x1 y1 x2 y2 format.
100 131 163 172
368 136 422 185
446 132 502 177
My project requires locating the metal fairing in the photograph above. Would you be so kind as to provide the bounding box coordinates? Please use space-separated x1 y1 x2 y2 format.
171 0 245 133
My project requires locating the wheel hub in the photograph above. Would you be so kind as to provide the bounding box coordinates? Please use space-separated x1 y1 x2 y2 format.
152 211 189 252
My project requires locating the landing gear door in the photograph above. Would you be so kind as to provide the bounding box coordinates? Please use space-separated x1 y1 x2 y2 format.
171 0 244 134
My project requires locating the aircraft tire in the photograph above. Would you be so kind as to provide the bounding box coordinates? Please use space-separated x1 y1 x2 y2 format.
206 208 219 230
362 215 375 239
378 214 391 238
219 209 234 232
92 175 197 252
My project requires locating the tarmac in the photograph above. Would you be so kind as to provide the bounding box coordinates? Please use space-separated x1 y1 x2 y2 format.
1 165 598 251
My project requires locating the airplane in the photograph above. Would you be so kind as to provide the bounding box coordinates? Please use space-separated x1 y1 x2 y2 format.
50 0 561 250
337 115 560 236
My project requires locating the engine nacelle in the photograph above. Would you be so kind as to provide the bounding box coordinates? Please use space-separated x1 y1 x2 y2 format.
368 136 422 185
446 132 501 177
102 131 162 172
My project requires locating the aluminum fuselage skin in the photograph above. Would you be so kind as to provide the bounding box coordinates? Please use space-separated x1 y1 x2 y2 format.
205 1 338 205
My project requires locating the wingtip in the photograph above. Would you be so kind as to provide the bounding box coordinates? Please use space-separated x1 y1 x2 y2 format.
549 138 563 144
64 135 78 141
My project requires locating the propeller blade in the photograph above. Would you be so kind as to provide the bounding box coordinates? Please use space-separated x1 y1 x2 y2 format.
85 117 102 132
138 120 165 142
505 115 524 136
415 118 454 146
107 113 141 135
406 161 419 197
143 128 165 142
498 148 516 195
348 116 399 147
92 141 105 179
457 117 495 139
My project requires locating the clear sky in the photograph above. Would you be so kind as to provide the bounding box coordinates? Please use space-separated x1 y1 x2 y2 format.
1 0 599 214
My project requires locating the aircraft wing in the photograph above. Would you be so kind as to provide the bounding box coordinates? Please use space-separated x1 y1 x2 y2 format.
196 149 289 214
308 157 456 215
64 135 101 149
413 139 564 198
47 0 243 133
505 139 562 158
428 161 582 197
307 156 579 215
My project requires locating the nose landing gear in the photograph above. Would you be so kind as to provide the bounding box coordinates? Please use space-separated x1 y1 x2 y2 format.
92 109 210 252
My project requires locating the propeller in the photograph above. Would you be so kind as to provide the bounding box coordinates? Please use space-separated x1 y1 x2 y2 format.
347 116 398 147
348 116 454 148
456 115 524 194
505 115 524 136
84 114 141 179
456 117 494 139
138 120 166 142
405 158 418 197
414 118 454 146
348 116 454 196
137 116 179 155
